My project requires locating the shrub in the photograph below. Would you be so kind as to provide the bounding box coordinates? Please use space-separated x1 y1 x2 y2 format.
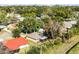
12 28 21 38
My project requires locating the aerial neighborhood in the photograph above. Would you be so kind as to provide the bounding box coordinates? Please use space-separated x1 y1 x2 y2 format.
0 6 79 54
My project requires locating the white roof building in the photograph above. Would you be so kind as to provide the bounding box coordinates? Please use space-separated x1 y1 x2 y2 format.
63 21 72 29
0 25 6 29
63 20 77 29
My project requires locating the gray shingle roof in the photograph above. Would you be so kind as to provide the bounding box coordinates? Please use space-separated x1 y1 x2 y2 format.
26 32 47 40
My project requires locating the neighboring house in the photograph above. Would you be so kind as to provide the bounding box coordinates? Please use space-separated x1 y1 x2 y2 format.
63 20 77 29
0 31 13 41
26 32 47 42
7 23 17 31
6 12 24 24
0 25 6 31
2 23 17 36
2 37 29 51
3 28 12 33
60 20 77 34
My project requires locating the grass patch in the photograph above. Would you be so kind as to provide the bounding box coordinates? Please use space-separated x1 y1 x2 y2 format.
68 43 79 54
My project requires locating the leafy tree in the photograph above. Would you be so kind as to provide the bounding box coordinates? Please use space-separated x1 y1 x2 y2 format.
12 28 21 38
18 17 43 33
0 12 7 24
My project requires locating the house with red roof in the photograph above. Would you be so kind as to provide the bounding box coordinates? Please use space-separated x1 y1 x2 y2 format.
2 37 29 51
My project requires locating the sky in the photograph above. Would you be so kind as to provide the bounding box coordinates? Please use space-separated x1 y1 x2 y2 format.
0 0 79 6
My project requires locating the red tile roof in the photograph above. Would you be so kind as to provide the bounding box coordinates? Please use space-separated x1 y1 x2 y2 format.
3 37 28 51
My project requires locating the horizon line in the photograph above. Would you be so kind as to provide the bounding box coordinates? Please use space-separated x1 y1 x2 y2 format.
0 4 79 6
